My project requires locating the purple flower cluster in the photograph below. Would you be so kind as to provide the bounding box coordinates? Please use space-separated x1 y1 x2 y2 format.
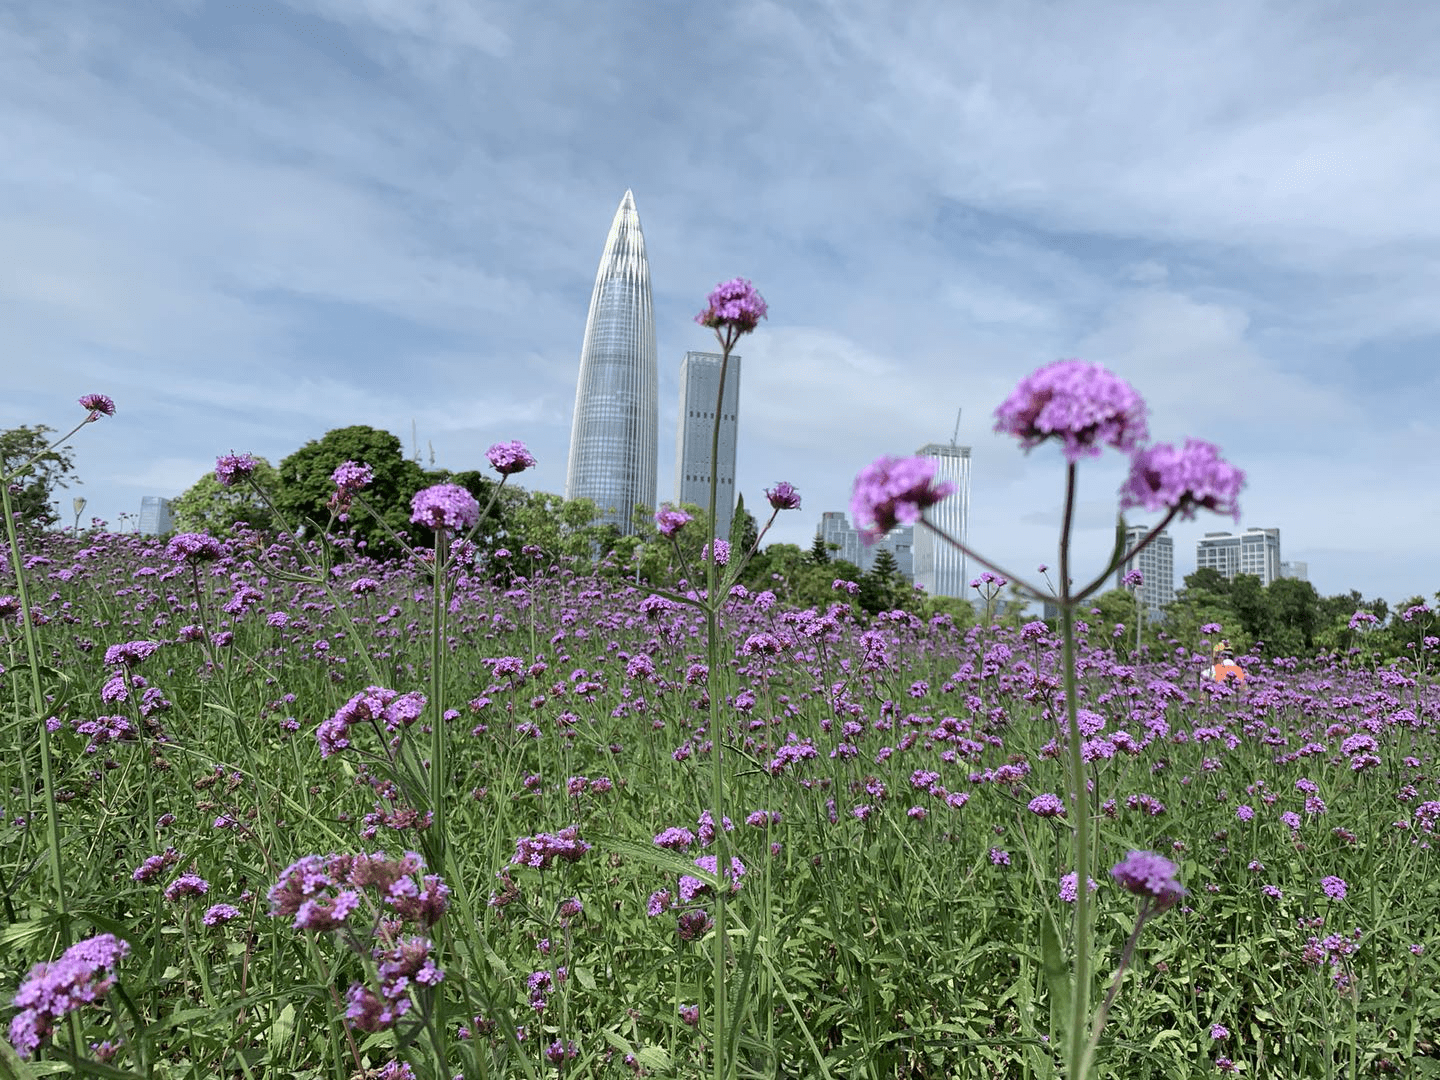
678 854 747 902
164 873 210 902
695 278 768 335
1027 793 1066 818
214 452 258 487
79 393 115 417
765 481 801 510
511 826 592 870
1110 850 1185 911
317 686 428 757
654 506 692 537
9 933 130 1058
1119 439 1245 522
346 935 444 1033
850 456 956 543
486 440 537 476
331 460 374 492
993 360 1148 462
166 532 224 563
269 851 450 934
103 639 161 667
410 483 480 531
1321 875 1348 900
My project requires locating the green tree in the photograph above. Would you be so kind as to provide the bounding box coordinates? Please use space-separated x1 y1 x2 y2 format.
807 533 831 565
172 457 281 537
274 426 430 559
1163 570 1242 653
859 548 904 614
0 425 78 531
496 488 613 564
1262 577 1320 656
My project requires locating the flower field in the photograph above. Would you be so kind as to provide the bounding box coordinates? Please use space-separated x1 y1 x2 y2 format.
3 526 1438 1078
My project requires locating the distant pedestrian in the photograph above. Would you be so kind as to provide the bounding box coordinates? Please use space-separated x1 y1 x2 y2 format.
1205 640 1246 685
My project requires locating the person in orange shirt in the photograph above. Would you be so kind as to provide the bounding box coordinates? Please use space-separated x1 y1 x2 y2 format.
1205 640 1246 685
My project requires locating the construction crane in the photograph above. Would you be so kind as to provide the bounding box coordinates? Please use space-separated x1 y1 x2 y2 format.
951 407 962 447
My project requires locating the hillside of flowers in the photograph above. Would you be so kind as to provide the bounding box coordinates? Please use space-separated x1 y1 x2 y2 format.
2 518 1438 1078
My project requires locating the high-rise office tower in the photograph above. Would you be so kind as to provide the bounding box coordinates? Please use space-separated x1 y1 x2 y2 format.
815 512 914 580
674 351 741 540
1114 525 1175 615
565 190 659 534
1196 527 1282 586
910 442 972 598
138 496 174 536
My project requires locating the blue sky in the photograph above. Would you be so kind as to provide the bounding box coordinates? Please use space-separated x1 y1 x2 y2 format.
3 0 1437 605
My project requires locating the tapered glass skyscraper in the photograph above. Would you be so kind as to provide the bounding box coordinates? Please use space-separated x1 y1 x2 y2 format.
565 190 659 534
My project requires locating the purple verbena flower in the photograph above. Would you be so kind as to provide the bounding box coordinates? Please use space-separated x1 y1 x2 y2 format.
655 506 692 537
1119 439 1245 522
1027 793 1067 818
214 452 258 487
695 278 768 335
164 873 210 902
166 532 224 563
1110 850 1185 911
203 903 241 926
8 933 130 1058
765 481 801 510
850 455 955 543
331 460 374 492
410 483 479 531
79 394 115 418
486 440 537 476
1321 875 1348 900
103 640 161 667
994 360 1148 462
1059 872 1098 903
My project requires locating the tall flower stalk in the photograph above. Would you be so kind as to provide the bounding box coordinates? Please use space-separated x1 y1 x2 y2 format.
694 278 767 1080
0 394 115 937
852 359 1242 1079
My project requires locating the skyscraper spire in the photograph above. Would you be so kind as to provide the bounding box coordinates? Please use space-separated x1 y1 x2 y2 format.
565 190 659 533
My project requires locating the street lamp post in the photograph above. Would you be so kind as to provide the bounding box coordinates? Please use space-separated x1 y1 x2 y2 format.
72 496 87 535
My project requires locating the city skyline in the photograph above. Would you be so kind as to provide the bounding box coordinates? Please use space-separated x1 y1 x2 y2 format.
2 4 1435 605
564 190 658 535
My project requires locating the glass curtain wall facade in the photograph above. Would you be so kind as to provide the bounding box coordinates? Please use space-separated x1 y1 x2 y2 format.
1196 528 1282 586
911 442 972 597
565 190 659 533
675 351 741 541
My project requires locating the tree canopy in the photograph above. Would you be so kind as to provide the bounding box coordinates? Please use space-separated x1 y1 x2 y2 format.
1 425 78 531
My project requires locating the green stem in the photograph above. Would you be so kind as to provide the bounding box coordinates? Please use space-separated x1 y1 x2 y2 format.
707 336 734 1080
1057 463 1093 1080
0 480 69 931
